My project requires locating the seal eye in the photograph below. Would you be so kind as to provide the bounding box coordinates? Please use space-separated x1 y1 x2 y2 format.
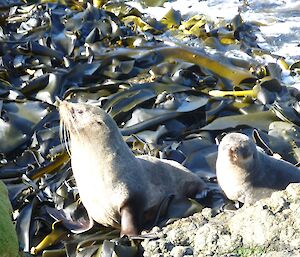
77 109 84 114
97 121 103 126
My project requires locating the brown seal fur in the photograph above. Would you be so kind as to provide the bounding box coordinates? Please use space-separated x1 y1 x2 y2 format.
59 101 206 236
216 133 300 204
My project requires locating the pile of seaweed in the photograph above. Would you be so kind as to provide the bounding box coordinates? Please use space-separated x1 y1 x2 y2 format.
1 0 300 256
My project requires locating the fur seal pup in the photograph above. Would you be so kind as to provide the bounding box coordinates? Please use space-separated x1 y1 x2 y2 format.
59 101 206 236
216 132 300 204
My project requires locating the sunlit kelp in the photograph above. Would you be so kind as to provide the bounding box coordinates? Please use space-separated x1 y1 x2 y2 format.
0 0 299 256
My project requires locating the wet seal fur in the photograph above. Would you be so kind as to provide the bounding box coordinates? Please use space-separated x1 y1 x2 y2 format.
216 132 300 204
59 101 206 236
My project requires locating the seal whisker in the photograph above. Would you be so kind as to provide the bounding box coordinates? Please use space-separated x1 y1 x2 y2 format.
68 111 81 138
63 124 71 156
59 113 72 156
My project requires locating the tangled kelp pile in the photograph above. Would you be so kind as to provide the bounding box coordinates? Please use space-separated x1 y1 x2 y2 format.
1 0 300 256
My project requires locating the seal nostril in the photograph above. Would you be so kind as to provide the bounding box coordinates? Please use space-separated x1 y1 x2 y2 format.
70 107 75 117
229 147 236 155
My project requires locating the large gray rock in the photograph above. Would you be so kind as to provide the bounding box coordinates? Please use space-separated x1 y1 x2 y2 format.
142 183 300 257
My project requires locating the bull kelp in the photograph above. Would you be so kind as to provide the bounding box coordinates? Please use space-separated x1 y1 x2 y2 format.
1 0 300 256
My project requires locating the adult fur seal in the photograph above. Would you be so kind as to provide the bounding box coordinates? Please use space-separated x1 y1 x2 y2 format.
59 101 206 236
216 132 300 204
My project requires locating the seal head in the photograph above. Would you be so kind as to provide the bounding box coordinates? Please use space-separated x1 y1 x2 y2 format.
220 133 257 168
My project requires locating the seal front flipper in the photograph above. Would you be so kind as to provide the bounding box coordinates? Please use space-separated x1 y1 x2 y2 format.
120 196 144 236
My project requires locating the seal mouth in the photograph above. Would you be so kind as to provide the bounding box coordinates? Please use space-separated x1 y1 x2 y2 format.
58 100 81 155
58 101 82 126
59 102 74 127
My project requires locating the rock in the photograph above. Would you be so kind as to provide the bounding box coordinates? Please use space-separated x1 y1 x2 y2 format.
0 180 19 257
142 183 300 257
170 246 193 257
261 251 300 257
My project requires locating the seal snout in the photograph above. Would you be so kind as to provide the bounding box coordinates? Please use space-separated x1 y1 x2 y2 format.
59 101 73 112
229 144 252 163
59 101 84 119
58 101 85 135
67 105 83 118
229 146 239 162
218 133 255 165
58 100 71 115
